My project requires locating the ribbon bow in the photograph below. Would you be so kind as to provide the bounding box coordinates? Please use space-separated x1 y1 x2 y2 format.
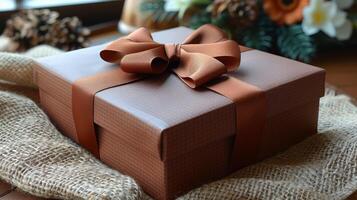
100 24 241 88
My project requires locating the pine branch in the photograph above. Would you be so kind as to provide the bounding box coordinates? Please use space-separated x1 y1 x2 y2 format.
238 16 274 51
188 11 212 29
211 11 230 29
277 25 316 62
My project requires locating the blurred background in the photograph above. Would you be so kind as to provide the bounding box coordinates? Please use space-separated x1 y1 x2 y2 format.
0 0 356 98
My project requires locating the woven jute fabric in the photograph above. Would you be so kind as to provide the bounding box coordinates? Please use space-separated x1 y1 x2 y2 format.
0 48 356 199
0 45 62 87
0 91 143 199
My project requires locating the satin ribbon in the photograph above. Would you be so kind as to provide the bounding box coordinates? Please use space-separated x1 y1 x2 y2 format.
100 24 241 88
72 24 266 170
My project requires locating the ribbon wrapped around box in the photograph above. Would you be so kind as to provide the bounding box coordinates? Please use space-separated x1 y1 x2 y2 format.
35 25 325 200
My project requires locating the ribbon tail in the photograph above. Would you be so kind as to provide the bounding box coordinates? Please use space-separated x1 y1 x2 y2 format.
206 76 267 171
72 68 144 157
183 24 228 44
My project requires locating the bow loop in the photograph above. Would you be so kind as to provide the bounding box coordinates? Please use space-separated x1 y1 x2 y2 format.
182 40 241 71
100 24 241 88
100 28 161 64
127 27 154 42
183 24 228 44
174 50 227 88
121 46 168 74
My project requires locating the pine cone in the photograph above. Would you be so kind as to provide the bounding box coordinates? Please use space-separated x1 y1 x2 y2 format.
2 9 90 52
3 9 59 52
212 0 229 17
49 17 90 51
212 0 258 27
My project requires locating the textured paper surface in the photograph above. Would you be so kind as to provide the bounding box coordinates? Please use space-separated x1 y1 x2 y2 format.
36 27 325 160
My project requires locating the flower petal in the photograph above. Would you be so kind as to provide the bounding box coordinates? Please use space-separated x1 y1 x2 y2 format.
323 1 337 20
311 0 323 9
303 5 316 26
336 20 353 40
303 5 314 18
321 22 336 37
332 10 347 27
302 20 319 35
334 0 354 9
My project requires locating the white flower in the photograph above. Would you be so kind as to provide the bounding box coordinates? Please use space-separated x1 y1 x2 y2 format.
334 0 354 9
302 0 353 40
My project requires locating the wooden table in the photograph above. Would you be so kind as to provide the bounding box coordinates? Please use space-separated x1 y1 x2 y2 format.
312 47 357 100
0 181 44 200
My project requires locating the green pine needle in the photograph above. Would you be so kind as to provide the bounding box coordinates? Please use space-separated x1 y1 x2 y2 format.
238 16 274 51
211 11 230 29
188 11 211 29
240 28 273 51
277 25 316 62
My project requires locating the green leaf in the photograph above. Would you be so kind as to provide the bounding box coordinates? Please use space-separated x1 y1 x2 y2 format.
277 25 316 62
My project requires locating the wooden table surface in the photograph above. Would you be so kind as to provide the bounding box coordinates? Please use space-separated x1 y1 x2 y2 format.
0 180 44 200
312 47 357 100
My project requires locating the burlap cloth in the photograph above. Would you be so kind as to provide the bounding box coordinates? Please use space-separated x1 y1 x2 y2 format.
0 47 356 199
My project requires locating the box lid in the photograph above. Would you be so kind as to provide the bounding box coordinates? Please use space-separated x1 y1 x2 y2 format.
35 27 325 161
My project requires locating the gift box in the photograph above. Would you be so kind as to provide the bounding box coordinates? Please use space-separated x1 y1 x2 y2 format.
35 26 325 200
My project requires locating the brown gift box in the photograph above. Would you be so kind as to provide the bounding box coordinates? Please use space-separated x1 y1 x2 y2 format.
35 27 325 199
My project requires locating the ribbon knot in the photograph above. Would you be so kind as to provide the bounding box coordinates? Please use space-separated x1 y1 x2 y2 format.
100 24 241 88
164 43 181 60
